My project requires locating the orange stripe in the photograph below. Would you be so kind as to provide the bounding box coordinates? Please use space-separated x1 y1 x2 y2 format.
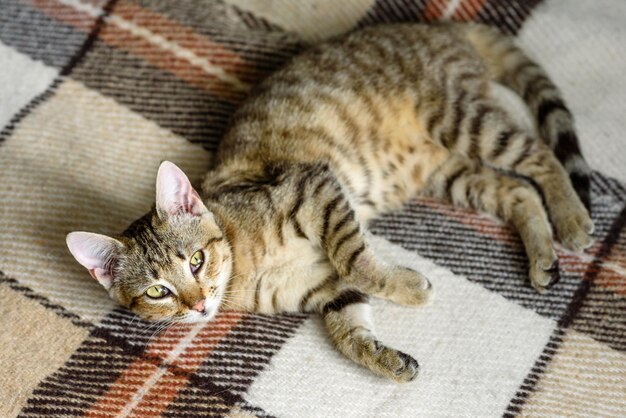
113 1 260 83
128 372 189 417
25 0 97 32
96 14 244 101
419 198 605 266
420 198 519 244
594 269 626 296
86 311 244 417
416 198 626 293
424 0 449 21
130 312 243 416
453 0 488 21
85 361 160 417
598 235 626 295
27 0 252 102
606 238 626 270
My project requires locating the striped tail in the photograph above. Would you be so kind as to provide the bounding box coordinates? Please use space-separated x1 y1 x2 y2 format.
461 24 592 211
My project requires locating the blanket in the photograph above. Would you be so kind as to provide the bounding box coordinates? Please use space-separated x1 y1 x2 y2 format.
1 0 625 416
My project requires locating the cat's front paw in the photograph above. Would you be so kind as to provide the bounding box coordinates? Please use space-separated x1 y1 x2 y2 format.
366 342 419 383
385 267 434 307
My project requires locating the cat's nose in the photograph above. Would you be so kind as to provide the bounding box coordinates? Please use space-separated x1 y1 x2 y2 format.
192 299 206 313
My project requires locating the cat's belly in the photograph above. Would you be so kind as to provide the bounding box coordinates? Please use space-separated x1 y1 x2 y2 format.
223 232 332 314
329 94 451 221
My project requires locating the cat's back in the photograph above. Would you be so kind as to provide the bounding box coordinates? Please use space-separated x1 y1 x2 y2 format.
218 24 478 155
209 23 484 215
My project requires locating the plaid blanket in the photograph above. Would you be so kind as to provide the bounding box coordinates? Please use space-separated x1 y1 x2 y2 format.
1 0 625 416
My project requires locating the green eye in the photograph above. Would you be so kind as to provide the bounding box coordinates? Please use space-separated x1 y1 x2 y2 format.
146 285 170 299
190 250 204 273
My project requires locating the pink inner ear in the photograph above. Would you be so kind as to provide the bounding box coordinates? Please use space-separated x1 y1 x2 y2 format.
156 161 205 217
88 268 113 290
66 232 120 290
185 188 204 215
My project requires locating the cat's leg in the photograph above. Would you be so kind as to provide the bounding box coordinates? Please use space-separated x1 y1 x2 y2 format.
486 134 593 252
425 153 559 292
288 164 432 307
432 94 593 252
301 281 419 382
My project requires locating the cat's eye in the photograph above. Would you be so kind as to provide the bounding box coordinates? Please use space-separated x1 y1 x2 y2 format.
190 250 204 274
145 285 171 299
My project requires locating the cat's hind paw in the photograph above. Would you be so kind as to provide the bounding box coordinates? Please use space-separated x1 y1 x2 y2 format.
553 203 594 252
529 253 560 293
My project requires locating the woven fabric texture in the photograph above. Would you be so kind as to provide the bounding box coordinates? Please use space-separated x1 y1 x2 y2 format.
0 0 625 416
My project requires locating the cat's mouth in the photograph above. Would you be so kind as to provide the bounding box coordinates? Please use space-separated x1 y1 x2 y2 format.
200 305 214 318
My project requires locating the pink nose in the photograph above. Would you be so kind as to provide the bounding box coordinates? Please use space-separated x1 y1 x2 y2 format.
192 299 205 313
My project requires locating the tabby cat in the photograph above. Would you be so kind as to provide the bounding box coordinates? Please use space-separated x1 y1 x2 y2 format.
66 23 593 382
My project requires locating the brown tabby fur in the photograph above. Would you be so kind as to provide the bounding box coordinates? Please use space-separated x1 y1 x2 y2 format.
67 23 594 382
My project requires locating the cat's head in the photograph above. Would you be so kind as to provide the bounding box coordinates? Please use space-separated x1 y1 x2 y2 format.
66 161 232 323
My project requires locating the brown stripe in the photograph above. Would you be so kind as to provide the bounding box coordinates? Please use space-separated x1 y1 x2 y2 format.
490 130 517 159
468 105 493 158
312 176 332 197
345 243 366 275
522 73 553 102
322 289 368 315
511 137 535 168
322 195 344 241
537 98 569 128
444 166 470 198
289 169 316 219
331 227 360 258
332 209 354 236
205 235 225 247
443 90 467 148
253 277 263 311
570 171 591 211
299 274 336 311
553 130 582 163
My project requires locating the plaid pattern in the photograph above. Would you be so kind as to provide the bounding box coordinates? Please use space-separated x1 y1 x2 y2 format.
1 0 625 416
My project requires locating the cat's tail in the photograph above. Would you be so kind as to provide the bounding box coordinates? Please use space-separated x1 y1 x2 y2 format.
459 23 591 211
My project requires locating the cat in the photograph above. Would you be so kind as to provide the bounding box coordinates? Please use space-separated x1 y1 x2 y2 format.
66 22 593 382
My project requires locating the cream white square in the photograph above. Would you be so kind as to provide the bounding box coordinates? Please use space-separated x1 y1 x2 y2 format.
0 41 57 130
245 237 556 417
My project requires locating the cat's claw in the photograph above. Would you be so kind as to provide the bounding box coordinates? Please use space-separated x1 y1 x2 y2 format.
530 253 560 293
372 345 419 383
394 351 420 382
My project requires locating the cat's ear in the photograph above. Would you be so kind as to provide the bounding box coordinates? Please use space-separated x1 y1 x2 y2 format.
66 232 122 290
155 161 206 218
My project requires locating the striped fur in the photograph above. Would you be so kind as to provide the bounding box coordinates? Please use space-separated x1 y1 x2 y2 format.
68 23 594 382
461 23 592 210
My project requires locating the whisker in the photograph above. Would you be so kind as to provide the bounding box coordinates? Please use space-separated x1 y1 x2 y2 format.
220 296 251 311
221 289 257 295
146 318 177 344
